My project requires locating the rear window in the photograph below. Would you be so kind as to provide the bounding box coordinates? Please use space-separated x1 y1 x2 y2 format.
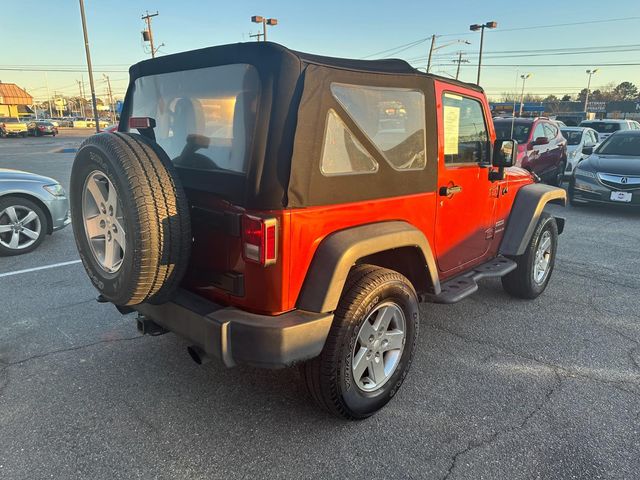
561 129 582 145
580 122 621 134
494 120 532 144
129 64 260 174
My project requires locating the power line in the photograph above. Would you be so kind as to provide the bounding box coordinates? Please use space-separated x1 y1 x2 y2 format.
363 16 640 58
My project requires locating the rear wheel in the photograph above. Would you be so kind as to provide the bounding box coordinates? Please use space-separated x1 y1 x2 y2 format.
0 196 48 256
301 265 419 420
502 213 558 299
70 132 191 306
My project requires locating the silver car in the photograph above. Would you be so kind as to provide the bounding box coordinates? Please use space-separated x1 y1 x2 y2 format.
0 168 70 256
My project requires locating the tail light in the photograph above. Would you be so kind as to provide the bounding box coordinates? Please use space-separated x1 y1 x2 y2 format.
242 215 278 266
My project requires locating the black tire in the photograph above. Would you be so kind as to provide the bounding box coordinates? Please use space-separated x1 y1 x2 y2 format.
0 196 48 256
301 265 419 420
70 132 191 306
502 212 558 299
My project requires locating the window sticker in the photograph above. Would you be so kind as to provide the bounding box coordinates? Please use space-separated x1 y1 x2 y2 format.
443 105 460 155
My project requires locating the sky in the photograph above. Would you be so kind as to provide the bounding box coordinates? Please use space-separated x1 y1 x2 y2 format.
2 0 640 103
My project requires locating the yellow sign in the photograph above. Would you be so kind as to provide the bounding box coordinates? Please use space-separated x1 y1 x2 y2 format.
443 105 460 155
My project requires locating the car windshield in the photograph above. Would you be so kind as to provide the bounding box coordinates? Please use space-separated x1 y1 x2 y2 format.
596 134 640 156
39 122 53 126
581 122 621 133
494 120 531 144
561 129 582 146
1 118 19 123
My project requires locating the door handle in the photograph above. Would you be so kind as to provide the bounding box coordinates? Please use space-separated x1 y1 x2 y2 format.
439 185 463 196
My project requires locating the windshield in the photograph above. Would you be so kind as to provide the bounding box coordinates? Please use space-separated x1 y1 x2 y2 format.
581 122 621 134
596 134 640 156
0 118 19 123
561 129 582 146
494 120 531 144
130 63 260 174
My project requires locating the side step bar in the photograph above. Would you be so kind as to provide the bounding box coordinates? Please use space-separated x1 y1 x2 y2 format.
424 256 517 304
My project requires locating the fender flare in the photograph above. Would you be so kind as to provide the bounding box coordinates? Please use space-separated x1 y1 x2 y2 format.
296 221 440 313
499 183 566 257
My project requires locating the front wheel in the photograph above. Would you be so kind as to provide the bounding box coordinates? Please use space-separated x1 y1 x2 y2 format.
502 212 558 299
0 196 48 256
301 265 419 420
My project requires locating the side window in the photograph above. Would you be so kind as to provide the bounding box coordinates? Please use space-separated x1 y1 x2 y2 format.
442 93 489 164
330 83 426 171
543 123 557 139
532 123 546 141
320 109 379 176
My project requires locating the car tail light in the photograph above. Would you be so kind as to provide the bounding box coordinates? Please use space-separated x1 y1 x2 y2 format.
242 215 278 266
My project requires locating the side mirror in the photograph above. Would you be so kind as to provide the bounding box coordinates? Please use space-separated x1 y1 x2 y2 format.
492 139 516 168
582 145 594 155
534 136 549 146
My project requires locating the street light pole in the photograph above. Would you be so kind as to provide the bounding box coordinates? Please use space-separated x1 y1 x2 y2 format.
78 0 100 133
251 16 278 42
519 73 532 117
584 68 599 113
470 21 497 85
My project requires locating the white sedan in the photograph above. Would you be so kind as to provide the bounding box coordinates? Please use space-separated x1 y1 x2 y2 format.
560 127 599 177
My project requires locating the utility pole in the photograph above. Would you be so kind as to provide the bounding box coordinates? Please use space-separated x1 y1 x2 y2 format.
77 80 85 117
78 0 100 133
426 35 436 73
453 52 469 80
44 72 53 118
103 74 115 123
142 11 162 58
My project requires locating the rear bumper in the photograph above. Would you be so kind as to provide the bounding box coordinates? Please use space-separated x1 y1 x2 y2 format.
134 289 333 369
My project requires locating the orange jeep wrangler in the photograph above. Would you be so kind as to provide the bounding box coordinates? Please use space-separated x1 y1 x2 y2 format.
70 42 565 419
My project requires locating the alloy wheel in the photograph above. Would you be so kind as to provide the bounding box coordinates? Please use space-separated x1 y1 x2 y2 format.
352 301 406 392
82 170 126 273
533 230 552 284
0 205 42 250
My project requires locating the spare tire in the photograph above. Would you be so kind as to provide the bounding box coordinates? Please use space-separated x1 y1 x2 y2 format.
70 132 191 306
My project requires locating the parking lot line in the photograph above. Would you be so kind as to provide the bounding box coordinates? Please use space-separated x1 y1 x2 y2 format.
0 259 82 278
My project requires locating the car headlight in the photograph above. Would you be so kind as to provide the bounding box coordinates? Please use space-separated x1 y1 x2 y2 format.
574 168 596 179
43 183 66 196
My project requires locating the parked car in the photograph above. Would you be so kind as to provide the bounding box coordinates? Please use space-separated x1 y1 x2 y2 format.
494 117 568 185
579 119 640 143
69 42 566 419
99 123 118 133
0 168 70 255
42 118 60 128
560 126 599 176
0 117 28 137
569 130 640 206
27 121 59 137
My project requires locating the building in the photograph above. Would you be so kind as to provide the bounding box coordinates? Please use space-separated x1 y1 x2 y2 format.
0 83 34 118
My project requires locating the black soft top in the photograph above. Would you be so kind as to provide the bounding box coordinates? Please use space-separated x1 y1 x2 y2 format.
123 42 482 208
128 41 482 93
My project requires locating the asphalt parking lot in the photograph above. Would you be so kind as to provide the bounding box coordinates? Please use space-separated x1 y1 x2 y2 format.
1 131 639 480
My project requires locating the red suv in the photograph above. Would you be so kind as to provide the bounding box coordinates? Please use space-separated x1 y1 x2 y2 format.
70 43 566 419
494 117 567 185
